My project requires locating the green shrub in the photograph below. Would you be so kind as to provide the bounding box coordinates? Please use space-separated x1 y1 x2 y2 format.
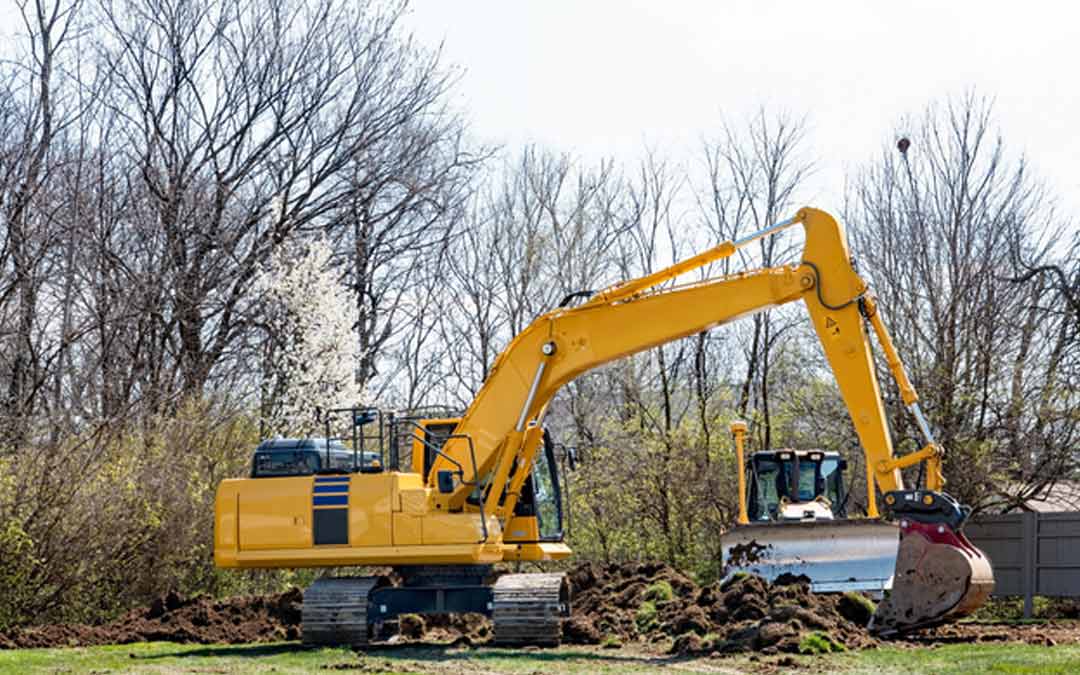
643 580 674 602
635 600 658 633
0 398 272 629
0 517 36 630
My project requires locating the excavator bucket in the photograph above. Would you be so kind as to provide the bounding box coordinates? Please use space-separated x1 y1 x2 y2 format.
722 519 900 593
869 518 994 634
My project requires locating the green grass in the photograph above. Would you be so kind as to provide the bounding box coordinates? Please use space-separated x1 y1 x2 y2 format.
798 630 845 654
1 640 1080 674
837 643 1080 674
843 590 878 615
0 642 702 674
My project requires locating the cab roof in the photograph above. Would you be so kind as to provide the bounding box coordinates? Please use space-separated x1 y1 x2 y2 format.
255 438 348 451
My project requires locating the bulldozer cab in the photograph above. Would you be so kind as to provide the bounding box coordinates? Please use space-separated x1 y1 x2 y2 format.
747 450 847 521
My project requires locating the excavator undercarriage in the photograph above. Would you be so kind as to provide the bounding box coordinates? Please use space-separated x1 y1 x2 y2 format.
301 567 569 647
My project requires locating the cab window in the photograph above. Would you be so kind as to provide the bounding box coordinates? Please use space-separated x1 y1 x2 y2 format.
326 451 356 472
253 451 317 477
797 464 817 502
752 459 781 520
820 458 843 506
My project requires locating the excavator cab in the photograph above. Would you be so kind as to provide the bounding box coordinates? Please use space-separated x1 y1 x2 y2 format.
507 431 566 542
404 412 566 545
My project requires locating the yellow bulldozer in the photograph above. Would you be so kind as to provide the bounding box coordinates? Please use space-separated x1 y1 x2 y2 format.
214 207 993 645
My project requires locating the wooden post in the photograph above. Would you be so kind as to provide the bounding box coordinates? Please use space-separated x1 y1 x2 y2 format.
1022 511 1037 618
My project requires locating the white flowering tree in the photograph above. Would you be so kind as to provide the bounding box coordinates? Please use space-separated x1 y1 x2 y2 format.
255 238 366 437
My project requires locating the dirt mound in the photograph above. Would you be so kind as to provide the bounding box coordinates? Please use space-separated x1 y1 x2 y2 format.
562 561 877 655
0 588 303 649
1 564 875 654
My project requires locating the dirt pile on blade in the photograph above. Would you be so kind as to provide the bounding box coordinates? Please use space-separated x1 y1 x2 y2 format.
0 588 303 649
561 561 878 655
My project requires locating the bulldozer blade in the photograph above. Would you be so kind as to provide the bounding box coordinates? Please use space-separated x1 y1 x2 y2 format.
869 518 994 635
721 519 900 593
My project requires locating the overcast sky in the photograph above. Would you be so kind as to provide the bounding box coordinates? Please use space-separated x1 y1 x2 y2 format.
402 0 1079 220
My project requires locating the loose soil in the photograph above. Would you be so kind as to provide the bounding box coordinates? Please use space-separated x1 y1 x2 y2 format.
561 561 876 655
0 589 303 649
896 621 1077 648
3 562 1079 655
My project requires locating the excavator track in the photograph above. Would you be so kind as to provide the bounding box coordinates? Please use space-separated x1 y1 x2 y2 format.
302 577 380 647
870 520 994 635
492 573 570 646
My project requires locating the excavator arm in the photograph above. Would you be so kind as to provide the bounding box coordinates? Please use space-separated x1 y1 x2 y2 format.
429 206 992 633
799 227 994 632
431 263 810 509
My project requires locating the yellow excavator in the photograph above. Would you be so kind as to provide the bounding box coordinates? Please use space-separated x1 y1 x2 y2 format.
214 207 993 644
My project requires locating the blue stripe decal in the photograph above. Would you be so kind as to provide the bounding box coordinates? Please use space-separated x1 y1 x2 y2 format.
314 476 350 483
313 484 349 494
313 495 349 506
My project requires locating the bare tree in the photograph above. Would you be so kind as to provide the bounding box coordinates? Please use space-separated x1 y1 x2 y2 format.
697 109 813 450
847 94 1075 511
0 0 85 443
91 0 475 404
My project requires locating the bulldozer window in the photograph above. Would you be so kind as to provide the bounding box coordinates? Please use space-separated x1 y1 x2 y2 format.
751 459 782 520
797 465 818 502
820 458 844 509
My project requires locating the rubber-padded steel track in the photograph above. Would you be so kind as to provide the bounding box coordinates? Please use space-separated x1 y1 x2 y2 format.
302 577 379 647
492 572 569 646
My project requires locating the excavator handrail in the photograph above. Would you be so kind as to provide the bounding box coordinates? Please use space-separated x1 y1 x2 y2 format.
404 420 489 543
